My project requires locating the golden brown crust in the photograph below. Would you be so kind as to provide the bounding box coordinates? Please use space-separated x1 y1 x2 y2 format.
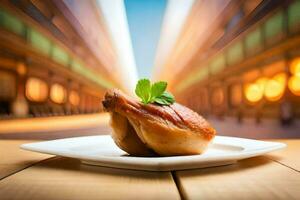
102 89 216 156
103 89 216 140
109 112 156 156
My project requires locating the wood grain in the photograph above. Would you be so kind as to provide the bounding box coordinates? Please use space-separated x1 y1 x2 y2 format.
0 157 180 200
175 156 300 200
267 140 300 172
0 140 51 179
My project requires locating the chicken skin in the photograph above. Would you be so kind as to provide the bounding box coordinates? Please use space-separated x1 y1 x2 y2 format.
102 89 216 156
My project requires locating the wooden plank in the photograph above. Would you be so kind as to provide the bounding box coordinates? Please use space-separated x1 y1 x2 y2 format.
0 140 51 179
267 139 300 172
175 156 300 199
0 157 180 200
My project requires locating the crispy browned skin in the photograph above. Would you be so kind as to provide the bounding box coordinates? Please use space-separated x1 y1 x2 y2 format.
103 89 216 156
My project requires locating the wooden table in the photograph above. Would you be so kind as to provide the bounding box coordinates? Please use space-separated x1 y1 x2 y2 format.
0 139 299 200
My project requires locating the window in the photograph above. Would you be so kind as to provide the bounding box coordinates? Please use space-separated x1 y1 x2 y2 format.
211 87 224 107
230 83 242 106
0 71 16 100
69 90 80 106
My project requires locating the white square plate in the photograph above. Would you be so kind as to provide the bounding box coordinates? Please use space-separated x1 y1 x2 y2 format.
21 135 286 171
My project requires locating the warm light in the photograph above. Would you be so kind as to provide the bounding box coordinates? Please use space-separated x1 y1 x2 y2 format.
256 77 268 92
288 75 300 96
244 83 264 103
244 77 267 103
264 73 286 101
69 90 80 106
50 83 66 104
290 58 300 76
25 77 48 102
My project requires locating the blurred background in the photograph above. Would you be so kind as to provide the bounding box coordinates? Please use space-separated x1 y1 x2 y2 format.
0 0 299 140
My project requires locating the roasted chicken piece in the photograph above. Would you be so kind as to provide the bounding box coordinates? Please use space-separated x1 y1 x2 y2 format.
102 89 216 156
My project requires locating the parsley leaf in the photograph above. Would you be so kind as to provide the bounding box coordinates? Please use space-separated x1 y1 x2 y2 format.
154 96 170 105
135 79 151 103
150 81 167 102
135 79 175 105
153 92 175 105
161 91 175 103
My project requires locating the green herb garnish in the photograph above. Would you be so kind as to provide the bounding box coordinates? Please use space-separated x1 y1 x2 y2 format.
135 79 175 105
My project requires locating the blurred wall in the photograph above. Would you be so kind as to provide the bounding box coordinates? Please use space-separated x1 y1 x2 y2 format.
166 0 300 138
